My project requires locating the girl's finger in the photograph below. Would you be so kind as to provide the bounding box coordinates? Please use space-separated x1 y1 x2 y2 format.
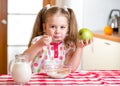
79 40 84 45
89 38 93 44
85 40 89 45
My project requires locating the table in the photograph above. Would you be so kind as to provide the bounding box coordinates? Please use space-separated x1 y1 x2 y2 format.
0 70 120 86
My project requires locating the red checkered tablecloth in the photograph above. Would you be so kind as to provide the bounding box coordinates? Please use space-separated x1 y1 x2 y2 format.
0 70 120 86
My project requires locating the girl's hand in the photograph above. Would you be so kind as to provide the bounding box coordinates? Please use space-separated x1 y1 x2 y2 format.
38 35 52 46
77 38 93 48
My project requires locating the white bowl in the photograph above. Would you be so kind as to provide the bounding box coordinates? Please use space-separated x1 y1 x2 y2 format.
44 65 71 79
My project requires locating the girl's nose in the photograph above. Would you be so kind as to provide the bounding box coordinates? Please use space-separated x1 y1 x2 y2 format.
55 28 60 33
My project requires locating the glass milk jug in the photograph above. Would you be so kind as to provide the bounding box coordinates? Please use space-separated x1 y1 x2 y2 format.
9 54 32 84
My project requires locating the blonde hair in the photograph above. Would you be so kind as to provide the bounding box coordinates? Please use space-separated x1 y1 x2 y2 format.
28 6 78 47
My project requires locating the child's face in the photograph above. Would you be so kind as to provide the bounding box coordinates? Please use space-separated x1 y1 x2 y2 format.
44 14 69 43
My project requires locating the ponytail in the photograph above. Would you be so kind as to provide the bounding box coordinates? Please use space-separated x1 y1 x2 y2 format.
65 8 78 47
28 7 47 47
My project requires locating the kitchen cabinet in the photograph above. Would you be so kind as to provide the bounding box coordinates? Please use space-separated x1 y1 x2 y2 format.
81 37 120 70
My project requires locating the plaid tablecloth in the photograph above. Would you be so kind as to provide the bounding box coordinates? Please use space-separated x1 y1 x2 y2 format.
0 70 120 86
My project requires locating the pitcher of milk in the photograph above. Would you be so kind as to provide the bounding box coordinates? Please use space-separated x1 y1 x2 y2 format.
9 54 32 84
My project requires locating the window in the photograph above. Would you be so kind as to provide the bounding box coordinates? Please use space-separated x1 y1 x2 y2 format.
8 0 43 65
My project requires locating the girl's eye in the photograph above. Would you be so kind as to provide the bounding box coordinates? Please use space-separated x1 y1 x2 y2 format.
61 26 65 29
50 25 55 28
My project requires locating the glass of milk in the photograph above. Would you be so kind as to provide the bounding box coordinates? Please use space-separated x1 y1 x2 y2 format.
9 54 32 85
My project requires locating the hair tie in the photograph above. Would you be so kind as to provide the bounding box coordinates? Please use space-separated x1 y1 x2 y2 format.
45 4 51 10
63 6 70 17
63 6 68 12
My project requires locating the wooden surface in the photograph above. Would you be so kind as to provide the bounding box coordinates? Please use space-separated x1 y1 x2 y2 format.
93 31 120 42
0 0 7 74
43 0 55 7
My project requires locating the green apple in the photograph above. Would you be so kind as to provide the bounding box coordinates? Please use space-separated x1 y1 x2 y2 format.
78 28 93 41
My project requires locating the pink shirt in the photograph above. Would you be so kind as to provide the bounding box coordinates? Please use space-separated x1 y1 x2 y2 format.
31 36 75 73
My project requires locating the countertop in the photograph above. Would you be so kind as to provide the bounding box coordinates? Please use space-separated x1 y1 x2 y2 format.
93 31 120 42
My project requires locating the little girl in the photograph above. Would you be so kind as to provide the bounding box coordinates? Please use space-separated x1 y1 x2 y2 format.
23 5 92 73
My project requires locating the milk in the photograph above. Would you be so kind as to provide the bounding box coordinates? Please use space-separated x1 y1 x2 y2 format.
12 62 32 83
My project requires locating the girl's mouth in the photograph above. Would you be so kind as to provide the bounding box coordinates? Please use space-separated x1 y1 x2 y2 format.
52 36 62 42
54 36 60 38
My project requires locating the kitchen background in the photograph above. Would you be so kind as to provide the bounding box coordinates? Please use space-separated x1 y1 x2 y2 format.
7 0 120 72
